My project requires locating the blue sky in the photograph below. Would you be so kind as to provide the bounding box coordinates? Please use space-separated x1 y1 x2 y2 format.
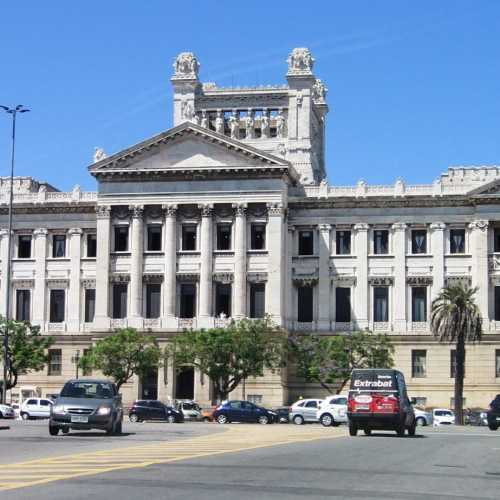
1 1 499 191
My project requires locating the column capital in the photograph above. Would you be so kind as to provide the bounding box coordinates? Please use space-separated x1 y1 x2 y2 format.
68 227 83 236
129 205 144 219
266 202 285 217
429 222 446 231
33 228 48 238
96 205 111 219
162 204 178 217
469 219 489 232
288 225 296 233
0 229 11 238
317 223 331 232
199 204 214 217
232 203 247 217
391 222 407 231
353 223 369 232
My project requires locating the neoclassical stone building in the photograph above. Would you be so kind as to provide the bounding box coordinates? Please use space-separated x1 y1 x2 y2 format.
4 48 500 408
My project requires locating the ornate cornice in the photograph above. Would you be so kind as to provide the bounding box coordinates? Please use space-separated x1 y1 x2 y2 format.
47 279 69 289
247 272 268 283
331 275 356 286
12 279 34 289
293 276 318 287
143 274 164 283
368 276 394 286
407 276 433 286
445 275 471 286
109 274 130 283
176 273 199 282
213 272 234 284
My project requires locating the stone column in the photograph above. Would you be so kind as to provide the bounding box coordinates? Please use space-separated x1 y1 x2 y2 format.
198 204 213 327
392 223 407 332
470 220 489 324
353 223 369 329
0 230 10 317
32 228 48 328
163 204 177 328
129 205 144 327
233 204 247 319
67 228 82 332
286 226 295 329
430 222 445 300
94 206 111 329
267 203 285 326
317 224 331 330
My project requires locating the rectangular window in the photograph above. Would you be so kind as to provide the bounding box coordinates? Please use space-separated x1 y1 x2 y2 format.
114 226 129 252
216 224 232 250
495 229 500 253
215 283 232 317
495 287 500 321
52 234 66 258
146 283 161 318
450 350 466 378
112 284 128 319
84 288 95 323
411 230 427 254
82 348 92 376
147 225 162 251
411 287 427 322
48 349 62 376
298 230 314 255
180 284 196 318
15 289 30 321
373 230 389 254
182 225 197 251
250 224 266 250
250 283 265 318
49 289 65 323
496 350 500 378
336 230 351 255
297 286 313 322
373 287 389 322
87 233 97 257
335 287 351 322
18 235 32 259
450 229 465 254
411 350 427 378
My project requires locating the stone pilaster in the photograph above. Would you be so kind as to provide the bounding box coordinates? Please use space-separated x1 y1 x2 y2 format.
0 229 10 317
430 222 445 300
470 220 489 323
163 204 177 328
286 226 295 328
129 205 144 327
233 204 247 319
32 228 48 328
198 204 213 327
317 224 331 330
67 228 82 331
392 222 407 332
94 206 111 329
354 223 369 329
267 203 285 326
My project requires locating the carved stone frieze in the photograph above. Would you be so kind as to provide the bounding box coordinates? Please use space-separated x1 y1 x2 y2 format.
445 275 471 287
176 273 199 282
267 202 285 217
109 274 130 283
213 272 234 284
143 274 164 283
407 276 433 286
331 275 356 286
12 279 34 289
368 276 394 286
81 279 96 289
293 276 318 287
96 205 111 219
247 273 268 283
47 279 69 289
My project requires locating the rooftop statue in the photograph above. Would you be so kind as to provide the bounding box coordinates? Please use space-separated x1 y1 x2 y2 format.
93 147 107 163
287 48 315 76
173 52 200 79
312 79 328 104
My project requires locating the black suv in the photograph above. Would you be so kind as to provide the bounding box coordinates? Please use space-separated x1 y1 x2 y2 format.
487 395 500 430
128 400 184 423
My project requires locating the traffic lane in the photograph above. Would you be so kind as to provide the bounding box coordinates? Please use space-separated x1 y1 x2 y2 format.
6 426 500 500
0 419 225 465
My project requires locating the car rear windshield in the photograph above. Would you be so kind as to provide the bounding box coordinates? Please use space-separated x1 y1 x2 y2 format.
434 410 453 416
182 402 200 411
60 381 115 399
349 370 396 393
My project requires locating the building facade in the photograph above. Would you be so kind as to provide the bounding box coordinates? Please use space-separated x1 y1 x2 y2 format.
3 48 500 408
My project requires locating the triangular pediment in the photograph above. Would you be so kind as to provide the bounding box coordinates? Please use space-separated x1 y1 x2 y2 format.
468 178 500 197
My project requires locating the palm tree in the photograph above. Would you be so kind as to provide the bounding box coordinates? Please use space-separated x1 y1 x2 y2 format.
430 284 482 425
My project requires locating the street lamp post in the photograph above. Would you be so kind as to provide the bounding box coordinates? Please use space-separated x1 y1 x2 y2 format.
0 105 30 404
71 350 81 379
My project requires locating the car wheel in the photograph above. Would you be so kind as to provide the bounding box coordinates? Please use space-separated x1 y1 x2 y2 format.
0 411 3 419
106 420 116 435
167 415 176 424
416 417 426 427
217 414 229 424
396 422 406 437
293 415 304 425
488 423 499 431
21 412 29 421
320 414 333 427
116 420 122 435
258 415 269 425
408 421 416 437
49 425 60 436
62 427 69 434
364 428 372 436
129 413 139 423
349 421 358 436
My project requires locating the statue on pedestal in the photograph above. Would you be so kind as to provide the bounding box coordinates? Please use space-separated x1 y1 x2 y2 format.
276 109 286 138
93 147 107 163
229 113 239 139
287 48 314 76
173 52 200 79
215 111 224 134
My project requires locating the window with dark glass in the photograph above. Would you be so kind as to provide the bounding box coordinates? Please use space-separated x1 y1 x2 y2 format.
450 229 465 254
297 286 313 322
450 350 465 378
495 229 500 253
411 230 427 254
146 283 161 318
373 230 389 254
147 225 162 252
412 350 427 378
49 289 65 323
495 287 500 321
250 224 266 250
180 284 196 318
298 230 314 255
182 225 197 251
48 349 62 376
411 287 427 322
52 234 66 258
216 224 232 250
250 283 265 318
84 288 95 323
16 289 30 321
87 233 97 257
335 287 351 322
336 230 351 255
373 286 389 322
18 235 32 258
112 284 128 319
114 226 129 252
215 283 232 317
496 350 500 378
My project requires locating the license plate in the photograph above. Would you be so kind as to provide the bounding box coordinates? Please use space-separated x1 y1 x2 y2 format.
356 405 369 410
71 415 88 423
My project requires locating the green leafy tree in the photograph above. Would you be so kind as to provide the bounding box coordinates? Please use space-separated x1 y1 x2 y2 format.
166 317 287 402
431 284 482 425
79 328 162 390
290 331 394 394
0 317 53 397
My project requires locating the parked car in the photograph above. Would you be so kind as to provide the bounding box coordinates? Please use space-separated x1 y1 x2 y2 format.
465 409 488 426
317 395 348 427
0 404 15 419
289 399 323 425
414 408 432 426
202 406 216 422
11 403 20 419
432 409 455 426
213 400 277 424
272 406 290 423
347 368 416 437
177 400 202 421
128 400 184 423
20 398 54 420
49 379 123 436
487 394 500 430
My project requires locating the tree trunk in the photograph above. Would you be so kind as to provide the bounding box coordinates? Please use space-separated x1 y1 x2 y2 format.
455 332 466 425
336 376 350 395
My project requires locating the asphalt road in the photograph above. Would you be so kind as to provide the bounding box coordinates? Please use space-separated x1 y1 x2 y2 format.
1 421 500 500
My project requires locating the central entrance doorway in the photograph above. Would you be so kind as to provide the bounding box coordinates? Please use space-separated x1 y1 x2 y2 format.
140 368 158 400
175 366 194 400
